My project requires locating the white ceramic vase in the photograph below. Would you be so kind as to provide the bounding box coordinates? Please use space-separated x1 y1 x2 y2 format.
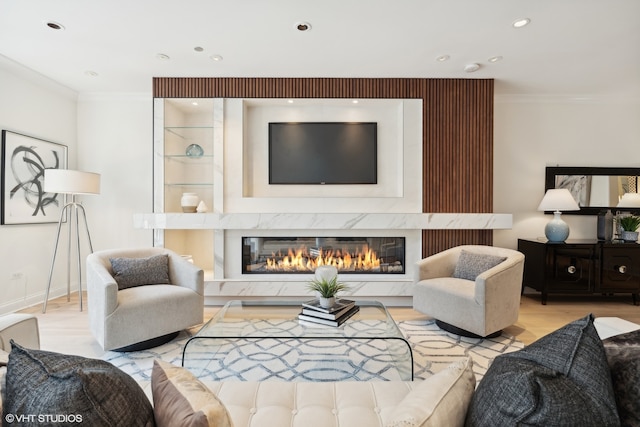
621 230 639 242
181 193 198 213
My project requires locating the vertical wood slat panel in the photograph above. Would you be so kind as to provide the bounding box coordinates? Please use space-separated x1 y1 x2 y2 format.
153 77 493 257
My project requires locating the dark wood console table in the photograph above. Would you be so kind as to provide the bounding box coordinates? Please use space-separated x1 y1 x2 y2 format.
518 238 640 305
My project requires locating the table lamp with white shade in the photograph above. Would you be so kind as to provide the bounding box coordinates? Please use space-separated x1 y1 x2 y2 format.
617 192 640 208
537 188 580 242
42 169 101 313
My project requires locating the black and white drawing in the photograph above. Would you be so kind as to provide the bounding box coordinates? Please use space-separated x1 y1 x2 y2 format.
1 130 68 224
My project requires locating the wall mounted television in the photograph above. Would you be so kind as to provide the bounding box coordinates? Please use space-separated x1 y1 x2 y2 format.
268 122 377 185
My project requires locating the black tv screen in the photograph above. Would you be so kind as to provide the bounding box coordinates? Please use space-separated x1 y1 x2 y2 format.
269 122 377 185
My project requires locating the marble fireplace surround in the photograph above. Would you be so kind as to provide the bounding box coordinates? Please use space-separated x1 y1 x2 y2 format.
141 97 511 305
134 212 512 305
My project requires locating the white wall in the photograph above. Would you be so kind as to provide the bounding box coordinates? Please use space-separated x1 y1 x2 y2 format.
77 93 153 253
494 96 640 249
0 58 78 314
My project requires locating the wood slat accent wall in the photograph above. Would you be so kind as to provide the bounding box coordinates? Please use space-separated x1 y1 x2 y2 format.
153 77 494 257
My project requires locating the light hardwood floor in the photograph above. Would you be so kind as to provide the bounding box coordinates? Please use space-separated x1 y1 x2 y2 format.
17 292 640 359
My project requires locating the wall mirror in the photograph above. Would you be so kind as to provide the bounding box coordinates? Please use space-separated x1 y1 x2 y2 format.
544 166 640 215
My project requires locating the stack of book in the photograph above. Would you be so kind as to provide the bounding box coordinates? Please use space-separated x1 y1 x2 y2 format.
298 298 360 327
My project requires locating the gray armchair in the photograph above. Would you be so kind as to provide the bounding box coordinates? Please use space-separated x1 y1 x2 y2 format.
86 247 204 351
413 245 524 338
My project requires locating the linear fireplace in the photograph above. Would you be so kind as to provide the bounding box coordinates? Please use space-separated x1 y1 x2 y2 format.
242 236 405 274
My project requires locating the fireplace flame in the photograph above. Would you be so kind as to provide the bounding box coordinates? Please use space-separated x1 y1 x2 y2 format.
265 245 381 272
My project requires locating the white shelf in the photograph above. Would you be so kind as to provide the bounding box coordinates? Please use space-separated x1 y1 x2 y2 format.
134 212 513 230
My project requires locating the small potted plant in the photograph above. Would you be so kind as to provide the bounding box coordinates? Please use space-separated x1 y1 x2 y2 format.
619 215 640 242
307 275 349 308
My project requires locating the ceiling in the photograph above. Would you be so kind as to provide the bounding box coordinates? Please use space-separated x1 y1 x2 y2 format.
1 0 639 97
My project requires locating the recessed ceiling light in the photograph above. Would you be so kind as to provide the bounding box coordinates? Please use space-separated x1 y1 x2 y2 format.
210 54 223 61
295 22 312 31
464 63 480 73
436 55 450 62
45 21 65 30
194 46 204 52
156 53 170 60
512 18 531 28
192 102 199 106
488 56 503 63
352 100 359 104
287 99 294 104
84 70 98 77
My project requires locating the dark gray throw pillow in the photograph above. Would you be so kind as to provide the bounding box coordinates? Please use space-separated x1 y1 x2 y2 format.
4 341 154 427
452 250 507 281
110 254 170 290
465 314 619 427
602 329 640 427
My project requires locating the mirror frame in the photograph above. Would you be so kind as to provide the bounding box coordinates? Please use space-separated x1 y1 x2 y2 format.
544 166 640 215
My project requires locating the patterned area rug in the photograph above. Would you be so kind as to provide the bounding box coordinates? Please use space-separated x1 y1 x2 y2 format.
102 319 523 384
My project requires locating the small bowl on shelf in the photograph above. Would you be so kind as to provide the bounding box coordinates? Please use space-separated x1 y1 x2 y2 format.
185 144 204 157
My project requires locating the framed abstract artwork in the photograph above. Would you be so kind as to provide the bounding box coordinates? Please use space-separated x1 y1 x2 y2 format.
1 130 68 225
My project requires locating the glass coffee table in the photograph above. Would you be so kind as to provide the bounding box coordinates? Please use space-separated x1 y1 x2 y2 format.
182 300 413 381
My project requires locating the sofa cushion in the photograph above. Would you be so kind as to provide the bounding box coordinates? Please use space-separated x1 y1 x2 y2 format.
465 314 619 427
602 329 640 427
4 341 154 427
386 357 475 427
152 359 232 427
110 254 170 290
452 250 506 281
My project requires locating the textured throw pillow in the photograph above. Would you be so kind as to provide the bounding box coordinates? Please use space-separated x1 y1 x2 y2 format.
4 341 154 427
602 329 640 427
465 314 619 427
152 359 233 427
386 357 475 427
110 254 170 290
452 250 507 281
0 365 5 416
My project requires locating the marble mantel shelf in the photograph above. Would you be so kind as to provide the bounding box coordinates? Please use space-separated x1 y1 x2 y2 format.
133 212 512 230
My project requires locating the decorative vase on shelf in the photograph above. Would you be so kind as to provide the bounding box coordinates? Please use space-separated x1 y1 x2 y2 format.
621 231 639 242
180 193 198 213
185 143 204 157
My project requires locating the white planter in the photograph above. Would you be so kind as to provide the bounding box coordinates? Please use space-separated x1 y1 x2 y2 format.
621 230 639 242
181 193 198 213
319 296 336 309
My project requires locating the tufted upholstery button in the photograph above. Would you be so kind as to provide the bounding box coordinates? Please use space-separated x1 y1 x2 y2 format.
249 408 257 415
332 409 338 415
375 407 381 413
292 409 298 415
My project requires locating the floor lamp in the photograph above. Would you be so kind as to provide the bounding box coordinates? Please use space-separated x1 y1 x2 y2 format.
42 169 101 313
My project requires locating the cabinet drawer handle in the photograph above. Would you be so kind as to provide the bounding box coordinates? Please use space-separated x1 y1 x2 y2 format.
617 265 627 274
567 265 577 274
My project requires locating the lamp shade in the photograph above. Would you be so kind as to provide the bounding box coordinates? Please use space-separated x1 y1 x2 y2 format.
44 169 101 195
617 192 640 208
537 189 580 212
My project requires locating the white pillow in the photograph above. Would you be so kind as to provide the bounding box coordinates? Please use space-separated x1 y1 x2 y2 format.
385 357 476 427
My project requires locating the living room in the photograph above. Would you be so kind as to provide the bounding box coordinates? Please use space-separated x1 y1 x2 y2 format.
1 2 640 425
1 2 639 314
